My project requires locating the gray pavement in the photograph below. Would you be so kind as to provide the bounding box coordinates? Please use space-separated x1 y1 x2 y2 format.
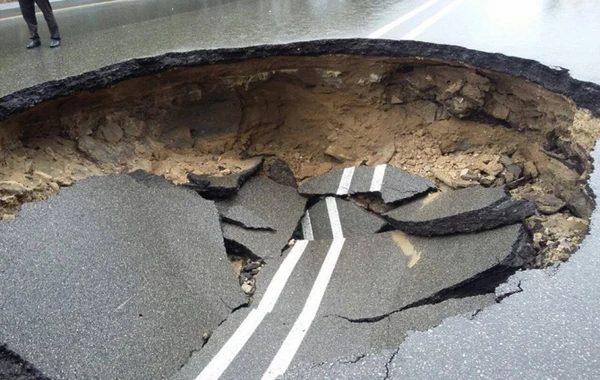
301 197 387 241
1 0 600 379
1 0 599 99
0 174 246 380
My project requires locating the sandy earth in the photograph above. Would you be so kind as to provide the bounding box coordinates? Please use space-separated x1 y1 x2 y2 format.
1 55 599 267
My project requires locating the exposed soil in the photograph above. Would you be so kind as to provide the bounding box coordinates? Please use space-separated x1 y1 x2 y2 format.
1 55 599 267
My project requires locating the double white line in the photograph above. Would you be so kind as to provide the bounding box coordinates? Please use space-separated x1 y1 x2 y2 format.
302 164 386 241
197 168 363 380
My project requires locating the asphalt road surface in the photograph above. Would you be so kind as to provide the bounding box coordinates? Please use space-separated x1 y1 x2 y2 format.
1 0 600 379
0 0 599 98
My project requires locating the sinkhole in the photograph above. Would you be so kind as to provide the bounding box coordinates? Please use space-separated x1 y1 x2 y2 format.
1 40 600 379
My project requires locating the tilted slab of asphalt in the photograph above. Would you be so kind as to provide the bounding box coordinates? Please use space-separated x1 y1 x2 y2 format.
218 204 275 231
277 147 600 380
318 226 530 321
384 186 536 236
301 197 387 240
298 164 435 203
174 240 332 380
0 174 246 380
186 157 263 200
174 223 527 379
219 177 307 260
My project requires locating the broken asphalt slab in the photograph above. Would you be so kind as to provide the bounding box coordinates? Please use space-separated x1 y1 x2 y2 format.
384 186 536 236
175 225 521 379
185 157 263 199
218 204 275 231
219 177 307 260
298 164 435 203
301 197 387 240
0 174 246 380
318 225 532 322
172 239 334 380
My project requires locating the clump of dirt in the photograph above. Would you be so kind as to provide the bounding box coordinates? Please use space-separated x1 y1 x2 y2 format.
1 55 599 267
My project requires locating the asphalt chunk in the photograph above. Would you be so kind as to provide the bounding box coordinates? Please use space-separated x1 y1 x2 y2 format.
0 174 246 380
219 177 307 260
268 158 298 188
318 225 532 322
384 186 536 236
185 157 263 200
218 204 275 231
298 164 435 203
300 197 387 240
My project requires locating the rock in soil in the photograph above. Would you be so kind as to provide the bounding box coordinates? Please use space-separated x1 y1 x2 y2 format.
522 192 567 215
267 158 297 188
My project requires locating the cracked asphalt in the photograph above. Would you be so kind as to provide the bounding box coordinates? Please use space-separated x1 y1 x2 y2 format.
1 0 600 379
0 0 599 98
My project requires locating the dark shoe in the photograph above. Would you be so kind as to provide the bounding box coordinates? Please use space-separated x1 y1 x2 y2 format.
49 39 61 48
26 40 41 49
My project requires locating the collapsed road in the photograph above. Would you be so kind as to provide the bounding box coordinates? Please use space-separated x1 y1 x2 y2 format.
1 40 600 379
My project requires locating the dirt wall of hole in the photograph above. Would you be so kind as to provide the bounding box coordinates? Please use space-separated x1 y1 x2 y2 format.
1 55 599 264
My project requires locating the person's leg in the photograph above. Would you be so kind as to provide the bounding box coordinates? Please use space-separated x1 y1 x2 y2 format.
34 0 60 40
18 0 40 42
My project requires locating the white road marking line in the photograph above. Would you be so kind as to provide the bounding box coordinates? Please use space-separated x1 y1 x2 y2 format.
196 240 309 380
301 211 314 241
369 164 387 192
258 240 310 314
402 0 466 40
261 238 346 380
336 167 355 196
367 0 443 38
325 197 344 240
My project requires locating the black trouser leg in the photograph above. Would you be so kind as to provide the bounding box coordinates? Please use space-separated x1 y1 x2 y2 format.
18 0 40 41
34 0 61 40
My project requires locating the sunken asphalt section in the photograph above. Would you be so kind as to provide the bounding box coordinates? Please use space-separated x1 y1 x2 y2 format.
1 41 600 379
1 160 538 379
0 173 246 380
283 146 600 380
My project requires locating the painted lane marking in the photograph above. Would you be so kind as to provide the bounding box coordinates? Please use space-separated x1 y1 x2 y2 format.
336 167 355 196
369 164 387 192
367 0 443 38
261 238 346 380
196 240 309 380
262 192 346 379
325 197 344 240
301 210 314 241
402 0 466 40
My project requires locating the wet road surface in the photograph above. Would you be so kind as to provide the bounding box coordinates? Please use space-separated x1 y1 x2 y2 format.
1 1 600 379
0 0 599 98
